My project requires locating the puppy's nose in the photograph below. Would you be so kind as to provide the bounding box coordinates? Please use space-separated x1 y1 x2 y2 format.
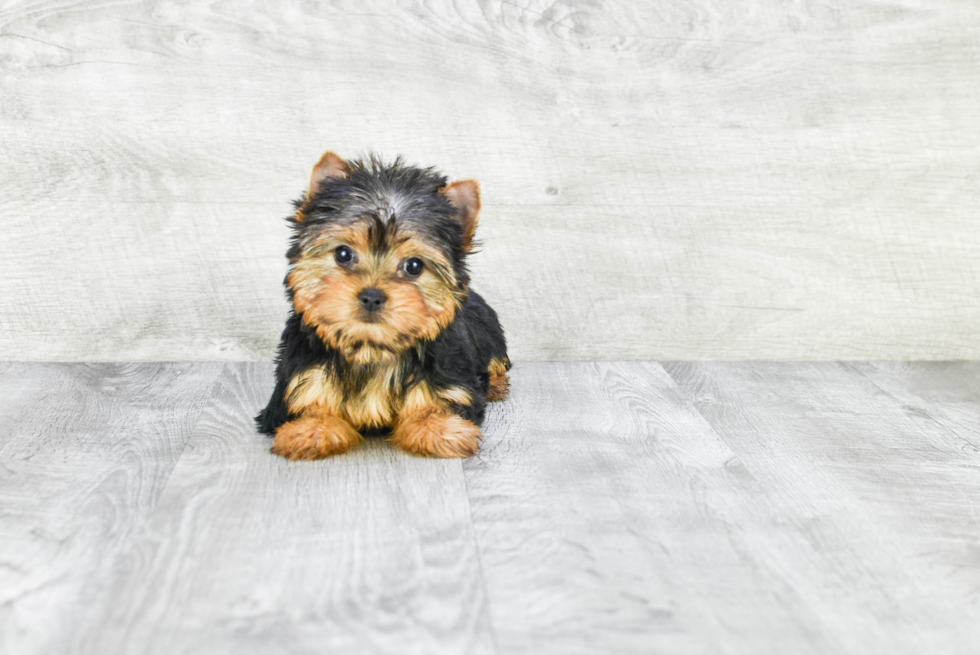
358 287 387 312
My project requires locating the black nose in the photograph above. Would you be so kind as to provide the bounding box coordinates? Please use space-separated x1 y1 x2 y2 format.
358 287 387 312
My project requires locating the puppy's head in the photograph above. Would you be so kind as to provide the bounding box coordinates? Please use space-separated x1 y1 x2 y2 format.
285 151 481 365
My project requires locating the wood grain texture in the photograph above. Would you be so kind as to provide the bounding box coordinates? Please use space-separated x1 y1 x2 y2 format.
466 363 811 652
4 361 980 653
80 363 495 655
1 1 979 360
0 362 223 655
850 361 980 447
663 361 980 654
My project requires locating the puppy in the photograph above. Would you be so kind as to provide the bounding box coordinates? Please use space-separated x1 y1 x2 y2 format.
256 151 509 459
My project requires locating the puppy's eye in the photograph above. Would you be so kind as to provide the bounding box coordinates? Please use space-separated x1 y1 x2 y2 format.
403 257 425 277
334 245 354 265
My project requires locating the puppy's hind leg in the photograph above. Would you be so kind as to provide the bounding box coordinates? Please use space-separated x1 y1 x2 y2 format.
486 357 511 402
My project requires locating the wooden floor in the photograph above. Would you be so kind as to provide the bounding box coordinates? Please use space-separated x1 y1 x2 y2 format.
2 362 979 654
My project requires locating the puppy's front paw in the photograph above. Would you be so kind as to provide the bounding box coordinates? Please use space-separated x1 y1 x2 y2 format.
272 415 361 460
391 412 482 458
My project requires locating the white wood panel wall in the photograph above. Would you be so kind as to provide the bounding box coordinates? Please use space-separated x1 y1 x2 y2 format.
1 0 978 361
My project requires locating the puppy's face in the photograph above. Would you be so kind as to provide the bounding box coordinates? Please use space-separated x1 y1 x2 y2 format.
286 152 480 365
289 219 463 365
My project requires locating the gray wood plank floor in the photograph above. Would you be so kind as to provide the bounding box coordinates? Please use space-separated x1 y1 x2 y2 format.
2 361 979 654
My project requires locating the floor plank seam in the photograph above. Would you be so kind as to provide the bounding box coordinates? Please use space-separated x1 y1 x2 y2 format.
843 362 965 442
459 457 502 655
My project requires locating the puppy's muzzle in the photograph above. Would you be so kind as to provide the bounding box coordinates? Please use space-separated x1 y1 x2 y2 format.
358 288 387 313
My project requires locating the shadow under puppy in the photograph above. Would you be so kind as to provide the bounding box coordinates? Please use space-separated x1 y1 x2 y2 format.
257 151 510 459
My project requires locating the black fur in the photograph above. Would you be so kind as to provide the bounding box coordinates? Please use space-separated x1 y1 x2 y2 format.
256 154 508 436
285 154 470 298
256 291 507 435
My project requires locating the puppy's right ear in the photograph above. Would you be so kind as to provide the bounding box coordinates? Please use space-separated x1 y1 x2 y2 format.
307 151 350 201
441 179 481 252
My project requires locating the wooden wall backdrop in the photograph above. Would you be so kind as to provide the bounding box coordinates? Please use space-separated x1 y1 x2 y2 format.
1 0 978 361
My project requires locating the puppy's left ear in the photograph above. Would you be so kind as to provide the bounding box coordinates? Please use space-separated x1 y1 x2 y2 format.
441 179 481 251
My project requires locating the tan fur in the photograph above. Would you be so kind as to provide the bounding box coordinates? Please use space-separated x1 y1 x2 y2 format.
286 362 406 430
400 379 469 414
285 365 343 416
488 357 510 377
390 236 454 276
391 409 482 458
345 363 402 428
487 357 511 402
276 160 491 460
306 151 350 204
487 372 510 402
288 223 461 362
343 342 399 366
437 385 473 406
390 380 480 457
441 179 481 251
272 413 362 460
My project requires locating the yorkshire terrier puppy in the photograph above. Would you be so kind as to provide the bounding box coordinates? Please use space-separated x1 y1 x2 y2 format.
256 151 510 459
